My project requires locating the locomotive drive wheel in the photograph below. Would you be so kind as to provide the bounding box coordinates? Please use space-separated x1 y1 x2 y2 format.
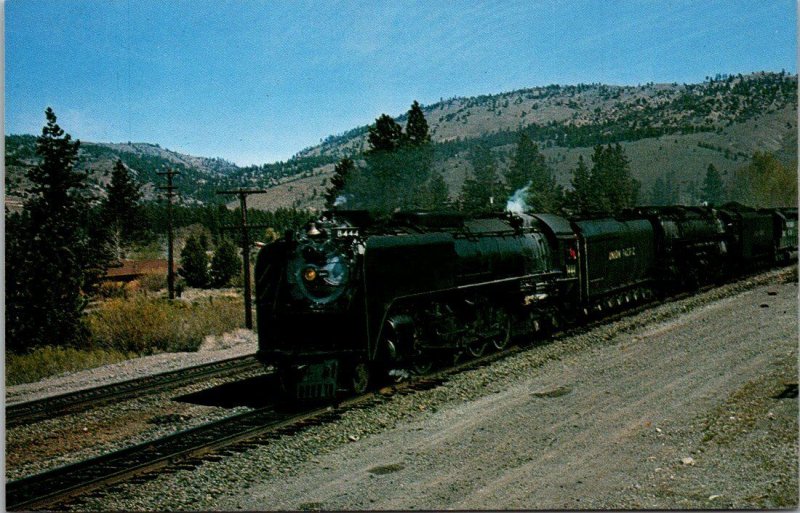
411 357 433 375
350 362 370 394
466 338 488 358
490 309 512 351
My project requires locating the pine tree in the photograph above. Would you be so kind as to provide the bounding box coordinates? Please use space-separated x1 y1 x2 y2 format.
648 172 681 205
589 144 639 214
102 159 143 259
367 114 403 152
324 157 354 209
422 171 450 210
6 108 100 350
179 235 210 288
352 103 435 212
404 100 431 146
505 133 540 195
701 163 725 205
567 155 593 213
460 145 501 214
648 176 668 205
210 237 240 287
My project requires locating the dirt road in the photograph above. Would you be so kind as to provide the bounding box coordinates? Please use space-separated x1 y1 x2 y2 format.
218 278 798 510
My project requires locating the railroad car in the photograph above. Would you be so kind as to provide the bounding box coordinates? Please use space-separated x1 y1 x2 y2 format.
717 202 778 270
623 206 728 288
570 217 657 314
771 207 799 262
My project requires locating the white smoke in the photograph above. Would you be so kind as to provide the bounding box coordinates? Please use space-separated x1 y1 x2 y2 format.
333 194 348 207
505 182 531 213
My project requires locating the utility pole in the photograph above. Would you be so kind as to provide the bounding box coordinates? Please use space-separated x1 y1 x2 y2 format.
217 189 268 329
158 168 180 299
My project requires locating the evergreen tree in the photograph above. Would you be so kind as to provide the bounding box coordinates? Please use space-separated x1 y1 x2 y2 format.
404 100 431 146
589 143 639 213
210 237 240 287
505 133 541 195
324 157 354 209
367 114 403 153
6 108 101 350
566 155 593 213
648 176 668 205
460 145 501 214
179 235 210 288
422 171 450 210
648 171 679 205
701 163 725 205
348 103 434 212
102 159 143 259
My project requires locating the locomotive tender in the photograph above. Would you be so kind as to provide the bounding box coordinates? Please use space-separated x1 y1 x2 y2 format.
255 204 797 399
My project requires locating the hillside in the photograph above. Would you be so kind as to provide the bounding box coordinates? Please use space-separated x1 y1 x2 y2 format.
6 72 797 212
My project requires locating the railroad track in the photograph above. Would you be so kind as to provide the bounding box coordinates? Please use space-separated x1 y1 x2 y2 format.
7 355 265 428
6 344 522 511
7 269 787 510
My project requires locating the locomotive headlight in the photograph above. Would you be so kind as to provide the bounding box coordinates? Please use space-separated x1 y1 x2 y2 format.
289 242 353 305
303 267 318 282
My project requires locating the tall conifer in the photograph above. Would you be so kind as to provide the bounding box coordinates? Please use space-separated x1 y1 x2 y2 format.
404 100 431 146
702 163 725 205
7 108 99 349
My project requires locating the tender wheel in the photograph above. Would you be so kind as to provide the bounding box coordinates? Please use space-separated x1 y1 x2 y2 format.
351 362 370 394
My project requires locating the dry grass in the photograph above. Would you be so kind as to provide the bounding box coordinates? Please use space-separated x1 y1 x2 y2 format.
6 346 136 386
87 296 246 354
7 294 247 386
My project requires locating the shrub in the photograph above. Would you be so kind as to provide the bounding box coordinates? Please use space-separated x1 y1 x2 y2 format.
7 346 135 386
139 273 166 293
210 238 241 287
179 235 210 288
96 281 128 299
87 296 246 354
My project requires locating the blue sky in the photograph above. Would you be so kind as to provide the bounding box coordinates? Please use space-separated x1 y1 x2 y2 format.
6 0 797 166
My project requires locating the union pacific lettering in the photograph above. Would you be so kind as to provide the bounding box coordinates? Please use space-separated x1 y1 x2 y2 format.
608 247 636 260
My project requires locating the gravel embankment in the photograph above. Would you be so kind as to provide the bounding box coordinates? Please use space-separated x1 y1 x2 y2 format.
62 267 797 511
6 330 263 481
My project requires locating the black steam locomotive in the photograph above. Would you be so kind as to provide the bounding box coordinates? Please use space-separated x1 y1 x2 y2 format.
255 204 797 399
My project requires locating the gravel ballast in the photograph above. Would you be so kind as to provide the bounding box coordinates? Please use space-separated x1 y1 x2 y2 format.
6 330 261 481
30 269 800 510
7 329 258 405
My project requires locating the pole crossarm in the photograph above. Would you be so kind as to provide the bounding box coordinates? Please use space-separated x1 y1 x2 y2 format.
216 189 269 196
220 224 274 230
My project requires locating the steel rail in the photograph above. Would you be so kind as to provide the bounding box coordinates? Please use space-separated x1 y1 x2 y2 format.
7 355 265 427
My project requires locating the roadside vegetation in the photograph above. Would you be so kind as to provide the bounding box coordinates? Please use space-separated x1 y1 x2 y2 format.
4 109 286 386
7 292 247 386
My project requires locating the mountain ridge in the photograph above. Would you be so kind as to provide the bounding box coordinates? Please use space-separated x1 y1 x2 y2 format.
6 71 797 212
